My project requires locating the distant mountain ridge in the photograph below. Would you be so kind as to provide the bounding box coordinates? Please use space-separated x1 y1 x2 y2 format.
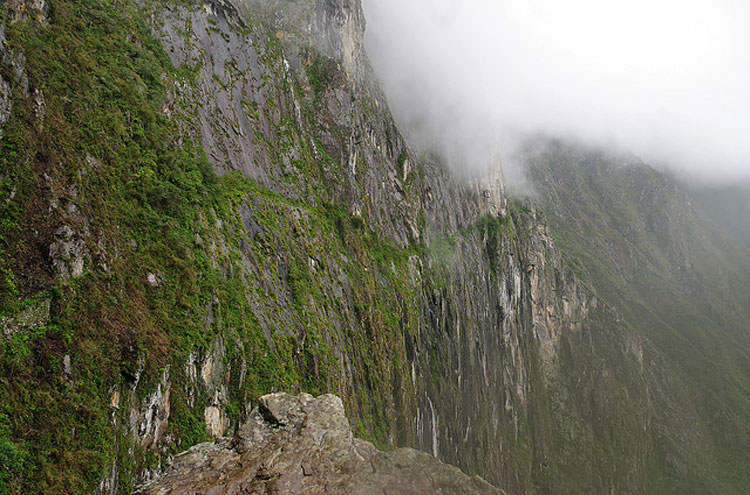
524 139 750 493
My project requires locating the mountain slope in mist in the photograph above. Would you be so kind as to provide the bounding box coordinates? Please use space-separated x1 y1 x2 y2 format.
1 0 749 494
690 182 750 246
362 0 750 183
524 140 750 493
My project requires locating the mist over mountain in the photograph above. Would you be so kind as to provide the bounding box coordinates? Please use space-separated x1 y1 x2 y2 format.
1 1 749 494
690 181 750 246
362 0 750 184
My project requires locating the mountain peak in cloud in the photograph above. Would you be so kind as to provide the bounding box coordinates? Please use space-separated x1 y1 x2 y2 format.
363 0 750 184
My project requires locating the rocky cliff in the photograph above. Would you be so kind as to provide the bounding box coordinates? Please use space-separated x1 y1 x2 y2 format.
524 140 750 493
0 1 747 495
135 392 504 495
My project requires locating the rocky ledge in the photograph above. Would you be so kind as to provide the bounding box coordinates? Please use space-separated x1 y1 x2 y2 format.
135 393 503 495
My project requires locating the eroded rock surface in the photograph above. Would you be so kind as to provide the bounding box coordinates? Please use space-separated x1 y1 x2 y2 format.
136 393 503 495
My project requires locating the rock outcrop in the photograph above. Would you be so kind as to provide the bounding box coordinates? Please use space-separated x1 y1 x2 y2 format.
136 393 503 495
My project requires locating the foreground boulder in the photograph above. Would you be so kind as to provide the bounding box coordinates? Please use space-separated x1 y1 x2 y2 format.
135 393 503 495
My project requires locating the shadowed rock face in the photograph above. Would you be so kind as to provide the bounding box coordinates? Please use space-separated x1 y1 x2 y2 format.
136 393 504 495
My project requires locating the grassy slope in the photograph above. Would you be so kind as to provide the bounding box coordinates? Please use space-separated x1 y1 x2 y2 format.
525 140 750 494
0 1 423 493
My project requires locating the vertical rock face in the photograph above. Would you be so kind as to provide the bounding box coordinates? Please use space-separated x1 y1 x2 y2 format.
0 1 745 494
524 140 750 494
244 0 367 79
131 368 172 450
474 159 507 218
317 0 367 81
140 1 655 492
408 205 652 493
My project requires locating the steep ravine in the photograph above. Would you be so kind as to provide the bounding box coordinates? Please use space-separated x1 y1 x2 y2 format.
0 1 745 495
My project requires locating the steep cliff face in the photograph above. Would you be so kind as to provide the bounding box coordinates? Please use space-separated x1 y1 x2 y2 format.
525 140 750 493
0 1 746 495
140 2 659 492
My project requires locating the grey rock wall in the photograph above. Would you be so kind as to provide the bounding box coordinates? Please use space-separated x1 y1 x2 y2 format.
127 1 661 493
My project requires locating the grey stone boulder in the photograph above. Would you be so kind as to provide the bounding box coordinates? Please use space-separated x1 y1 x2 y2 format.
135 393 505 495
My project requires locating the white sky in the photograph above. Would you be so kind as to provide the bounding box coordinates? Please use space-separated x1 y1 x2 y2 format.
362 0 750 183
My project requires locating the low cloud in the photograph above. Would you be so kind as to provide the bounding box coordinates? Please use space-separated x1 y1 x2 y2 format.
362 0 750 184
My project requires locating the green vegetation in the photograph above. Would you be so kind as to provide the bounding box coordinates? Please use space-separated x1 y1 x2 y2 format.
6 0 746 494
0 1 424 492
306 50 340 96
0 427 23 495
474 214 511 274
0 0 223 490
528 144 750 494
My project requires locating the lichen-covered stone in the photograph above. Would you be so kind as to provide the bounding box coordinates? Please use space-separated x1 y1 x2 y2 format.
136 393 504 495
48 225 89 282
6 0 49 26
0 297 50 338
0 77 11 139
